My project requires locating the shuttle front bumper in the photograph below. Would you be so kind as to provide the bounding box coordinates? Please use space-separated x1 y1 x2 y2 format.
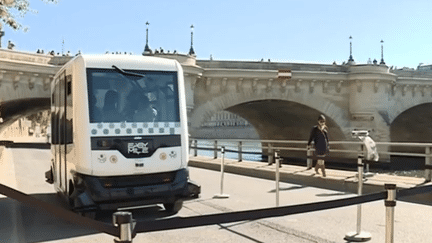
71 168 200 211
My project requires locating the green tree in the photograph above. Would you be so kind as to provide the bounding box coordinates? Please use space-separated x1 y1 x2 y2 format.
0 0 57 31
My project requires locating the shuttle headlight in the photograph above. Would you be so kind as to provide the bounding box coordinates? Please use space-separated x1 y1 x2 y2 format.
160 152 167 160
110 155 118 163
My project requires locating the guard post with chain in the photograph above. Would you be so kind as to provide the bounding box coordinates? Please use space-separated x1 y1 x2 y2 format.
113 211 136 243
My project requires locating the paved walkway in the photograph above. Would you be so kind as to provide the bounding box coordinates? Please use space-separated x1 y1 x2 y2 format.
1 147 432 242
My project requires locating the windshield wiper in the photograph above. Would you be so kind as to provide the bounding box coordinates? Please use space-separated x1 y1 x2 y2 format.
112 65 145 78
112 65 147 96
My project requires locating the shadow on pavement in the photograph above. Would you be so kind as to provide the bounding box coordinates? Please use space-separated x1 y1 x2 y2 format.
0 193 179 242
267 185 307 193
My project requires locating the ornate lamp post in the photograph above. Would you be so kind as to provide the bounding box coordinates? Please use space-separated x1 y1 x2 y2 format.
380 40 386 65
348 36 354 62
188 24 196 56
143 21 152 55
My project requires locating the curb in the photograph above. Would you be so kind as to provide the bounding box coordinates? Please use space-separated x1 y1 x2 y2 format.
188 156 432 205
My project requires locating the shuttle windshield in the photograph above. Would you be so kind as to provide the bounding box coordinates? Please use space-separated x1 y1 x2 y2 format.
87 68 180 123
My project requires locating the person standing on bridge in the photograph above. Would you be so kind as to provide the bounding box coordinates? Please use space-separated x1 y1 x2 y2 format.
307 115 330 177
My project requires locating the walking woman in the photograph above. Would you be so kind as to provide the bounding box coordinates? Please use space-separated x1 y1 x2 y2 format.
307 115 330 177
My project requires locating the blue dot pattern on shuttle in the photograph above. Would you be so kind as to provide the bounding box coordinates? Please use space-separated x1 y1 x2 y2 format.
90 122 181 136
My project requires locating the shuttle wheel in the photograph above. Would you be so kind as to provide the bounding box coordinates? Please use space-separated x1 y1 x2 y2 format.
163 201 183 213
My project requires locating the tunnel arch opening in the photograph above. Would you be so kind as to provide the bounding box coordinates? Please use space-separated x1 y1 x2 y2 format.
193 110 260 139
390 102 432 171
224 99 349 167
391 103 432 143
0 98 50 136
227 99 346 141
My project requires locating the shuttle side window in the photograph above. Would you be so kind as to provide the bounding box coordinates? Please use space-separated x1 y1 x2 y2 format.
51 89 56 144
52 72 73 144
59 74 65 144
65 74 73 144
51 78 60 144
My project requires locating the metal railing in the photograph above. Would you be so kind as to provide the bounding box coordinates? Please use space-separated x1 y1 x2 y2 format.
187 141 432 243
189 138 432 181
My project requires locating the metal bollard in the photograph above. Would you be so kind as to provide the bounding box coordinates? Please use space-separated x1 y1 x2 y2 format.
362 144 374 178
356 156 364 234
306 147 312 169
214 140 218 159
193 139 198 157
214 146 229 199
113 211 136 243
385 184 396 243
238 141 243 162
425 147 431 182
345 153 372 242
275 151 280 207
268 143 273 165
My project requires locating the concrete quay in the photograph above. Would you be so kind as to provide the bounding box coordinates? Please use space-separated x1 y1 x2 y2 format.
188 155 432 205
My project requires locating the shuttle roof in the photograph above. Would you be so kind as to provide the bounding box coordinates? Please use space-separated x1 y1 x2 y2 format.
76 54 179 71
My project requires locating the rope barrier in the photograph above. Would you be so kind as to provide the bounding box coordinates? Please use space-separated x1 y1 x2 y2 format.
2 139 432 240
396 184 432 198
1 176 431 239
134 191 387 233
6 142 50 149
0 183 118 237
0 141 50 149
0 181 387 237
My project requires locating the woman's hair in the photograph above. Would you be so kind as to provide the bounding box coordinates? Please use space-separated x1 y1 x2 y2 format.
318 114 328 131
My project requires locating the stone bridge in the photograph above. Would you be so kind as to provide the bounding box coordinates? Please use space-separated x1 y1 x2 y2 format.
0 49 71 132
180 57 432 146
2 49 432 158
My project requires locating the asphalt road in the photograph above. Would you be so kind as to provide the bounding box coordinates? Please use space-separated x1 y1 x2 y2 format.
1 147 432 243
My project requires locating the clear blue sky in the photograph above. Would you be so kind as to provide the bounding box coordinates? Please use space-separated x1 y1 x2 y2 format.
4 0 432 68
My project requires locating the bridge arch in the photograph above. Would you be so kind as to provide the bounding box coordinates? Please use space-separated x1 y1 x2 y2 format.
0 98 50 134
189 90 351 141
390 102 432 143
386 95 432 125
389 102 432 169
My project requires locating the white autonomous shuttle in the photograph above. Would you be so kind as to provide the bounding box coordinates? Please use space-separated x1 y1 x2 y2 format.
45 54 200 216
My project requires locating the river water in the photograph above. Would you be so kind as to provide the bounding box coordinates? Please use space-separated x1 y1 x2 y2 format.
190 139 263 162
